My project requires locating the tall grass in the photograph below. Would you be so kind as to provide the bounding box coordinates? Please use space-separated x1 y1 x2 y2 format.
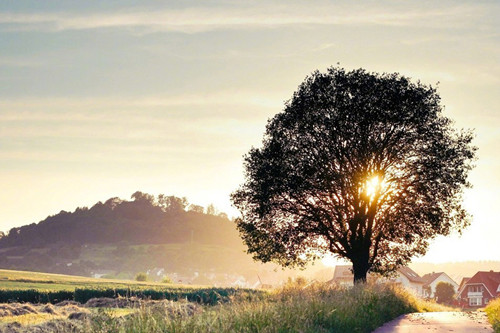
486 298 500 332
86 283 450 333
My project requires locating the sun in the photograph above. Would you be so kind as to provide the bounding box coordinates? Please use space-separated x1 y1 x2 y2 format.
364 175 383 201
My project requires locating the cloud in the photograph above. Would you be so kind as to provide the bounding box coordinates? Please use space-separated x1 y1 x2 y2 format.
0 2 491 33
0 91 283 117
0 56 42 68
0 92 282 144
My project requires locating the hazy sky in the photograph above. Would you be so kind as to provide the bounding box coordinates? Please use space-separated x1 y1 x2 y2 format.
0 1 498 263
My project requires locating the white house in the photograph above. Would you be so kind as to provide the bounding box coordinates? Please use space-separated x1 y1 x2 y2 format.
421 272 459 298
391 266 425 297
330 265 426 297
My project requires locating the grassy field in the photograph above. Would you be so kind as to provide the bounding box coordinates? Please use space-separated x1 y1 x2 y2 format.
0 269 178 291
0 270 454 332
0 269 262 305
77 282 453 333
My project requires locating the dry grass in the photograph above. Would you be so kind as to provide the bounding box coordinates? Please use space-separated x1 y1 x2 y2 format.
84 282 454 333
386 284 454 313
0 313 61 326
0 282 455 333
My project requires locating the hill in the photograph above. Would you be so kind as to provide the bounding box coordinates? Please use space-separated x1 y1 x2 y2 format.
0 192 267 282
0 192 242 248
0 192 335 287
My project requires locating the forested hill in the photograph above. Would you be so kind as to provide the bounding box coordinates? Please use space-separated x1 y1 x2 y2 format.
0 191 243 249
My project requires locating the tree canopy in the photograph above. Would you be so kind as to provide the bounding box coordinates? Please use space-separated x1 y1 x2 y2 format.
232 67 476 283
435 282 455 304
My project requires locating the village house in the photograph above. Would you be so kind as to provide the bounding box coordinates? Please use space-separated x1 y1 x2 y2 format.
457 271 500 307
391 266 425 296
330 265 355 286
90 269 114 279
330 265 426 297
421 272 459 298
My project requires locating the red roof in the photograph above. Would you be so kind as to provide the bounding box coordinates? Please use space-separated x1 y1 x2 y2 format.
421 272 444 285
458 277 470 291
461 271 500 298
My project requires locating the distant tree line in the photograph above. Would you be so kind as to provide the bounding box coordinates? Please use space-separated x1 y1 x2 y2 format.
0 192 237 249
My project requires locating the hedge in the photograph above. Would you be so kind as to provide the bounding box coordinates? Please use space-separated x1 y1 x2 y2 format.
0 289 73 304
0 287 262 305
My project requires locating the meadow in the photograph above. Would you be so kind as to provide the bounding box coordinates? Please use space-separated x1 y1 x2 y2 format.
81 281 454 333
0 269 261 305
0 268 170 291
0 269 454 333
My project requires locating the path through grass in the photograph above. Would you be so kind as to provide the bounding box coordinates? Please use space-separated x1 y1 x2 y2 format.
85 282 453 333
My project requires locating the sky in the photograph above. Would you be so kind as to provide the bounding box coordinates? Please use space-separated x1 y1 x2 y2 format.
0 0 498 264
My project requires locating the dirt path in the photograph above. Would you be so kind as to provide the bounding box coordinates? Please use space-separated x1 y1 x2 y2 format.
372 311 493 333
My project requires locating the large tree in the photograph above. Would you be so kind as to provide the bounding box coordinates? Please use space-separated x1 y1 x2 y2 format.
435 282 456 304
231 67 476 283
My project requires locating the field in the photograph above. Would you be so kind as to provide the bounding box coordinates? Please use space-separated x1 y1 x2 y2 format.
0 241 282 285
0 268 262 306
0 269 454 333
0 268 179 291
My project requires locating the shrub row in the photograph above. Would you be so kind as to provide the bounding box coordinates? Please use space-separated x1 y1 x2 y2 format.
0 289 73 304
74 287 257 305
0 287 262 305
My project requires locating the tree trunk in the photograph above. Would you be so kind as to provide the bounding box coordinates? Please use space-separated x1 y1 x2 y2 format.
352 255 370 284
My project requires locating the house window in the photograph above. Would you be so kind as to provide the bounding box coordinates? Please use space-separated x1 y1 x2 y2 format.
469 286 483 293
485 298 489 304
469 297 482 306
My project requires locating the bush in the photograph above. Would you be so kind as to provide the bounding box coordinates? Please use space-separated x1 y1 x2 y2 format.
486 298 500 332
161 276 173 284
135 272 148 282
74 288 119 303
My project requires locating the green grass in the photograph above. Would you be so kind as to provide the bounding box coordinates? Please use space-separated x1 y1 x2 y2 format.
84 283 453 333
486 298 500 332
0 268 177 291
0 269 262 304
